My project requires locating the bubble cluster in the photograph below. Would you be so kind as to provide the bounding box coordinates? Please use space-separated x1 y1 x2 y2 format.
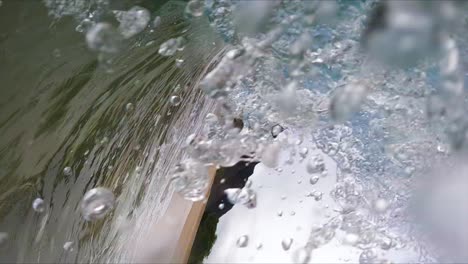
113 6 150 39
185 0 204 17
86 23 122 53
158 37 185 57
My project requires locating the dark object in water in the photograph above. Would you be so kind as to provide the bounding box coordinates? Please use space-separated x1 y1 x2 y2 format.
361 1 387 49
188 213 219 264
188 160 258 263
233 117 244 131
190 121 283 262
205 159 259 218
271 124 285 138
189 160 258 263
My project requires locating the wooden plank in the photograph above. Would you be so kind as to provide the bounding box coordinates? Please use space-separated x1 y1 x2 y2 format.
173 166 217 263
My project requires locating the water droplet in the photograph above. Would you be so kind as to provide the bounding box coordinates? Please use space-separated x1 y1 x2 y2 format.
290 33 313 58
226 48 245 60
100 136 109 144
271 124 284 138
159 38 180 56
344 233 359 245
126 103 134 112
114 6 150 39
293 247 311 264
225 188 241 204
306 156 325 174
313 191 323 201
80 187 115 221
135 166 142 173
256 243 263 250
290 211 296 216
173 160 210 201
277 210 283 217
237 235 249 248
220 178 226 184
245 179 253 188
75 18 93 33
175 59 184 67
52 48 61 58
218 203 225 210
359 249 377 264
86 23 122 53
63 167 72 176
281 238 293 251
299 147 309 158
185 0 204 17
63 241 74 252
374 198 389 213
177 38 187 51
330 81 368 122
170 95 182 106
0 233 8 245
261 142 281 168
380 237 393 250
32 198 45 213
153 16 161 28
309 175 319 185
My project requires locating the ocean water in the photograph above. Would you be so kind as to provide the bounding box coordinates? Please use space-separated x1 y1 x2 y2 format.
0 1 223 262
1 0 468 263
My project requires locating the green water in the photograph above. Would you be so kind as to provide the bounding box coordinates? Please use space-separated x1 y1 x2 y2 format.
0 0 223 262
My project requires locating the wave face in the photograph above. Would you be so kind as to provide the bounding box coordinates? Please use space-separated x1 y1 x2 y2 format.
0 1 224 262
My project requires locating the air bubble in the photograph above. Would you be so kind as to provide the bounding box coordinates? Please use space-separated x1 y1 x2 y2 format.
63 167 72 176
330 82 368 122
80 187 115 221
0 233 7 245
170 95 182 106
185 0 204 17
374 198 389 213
299 147 309 158
86 23 122 53
309 175 319 185
359 249 377 264
237 235 249 248
153 16 161 28
306 156 325 174
175 59 184 67
293 247 311 264
281 238 293 250
271 124 285 138
159 38 183 56
32 198 45 213
344 233 359 245
114 6 150 39
63 241 74 252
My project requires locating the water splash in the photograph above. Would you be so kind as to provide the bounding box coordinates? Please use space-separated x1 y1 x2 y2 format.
113 6 150 39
